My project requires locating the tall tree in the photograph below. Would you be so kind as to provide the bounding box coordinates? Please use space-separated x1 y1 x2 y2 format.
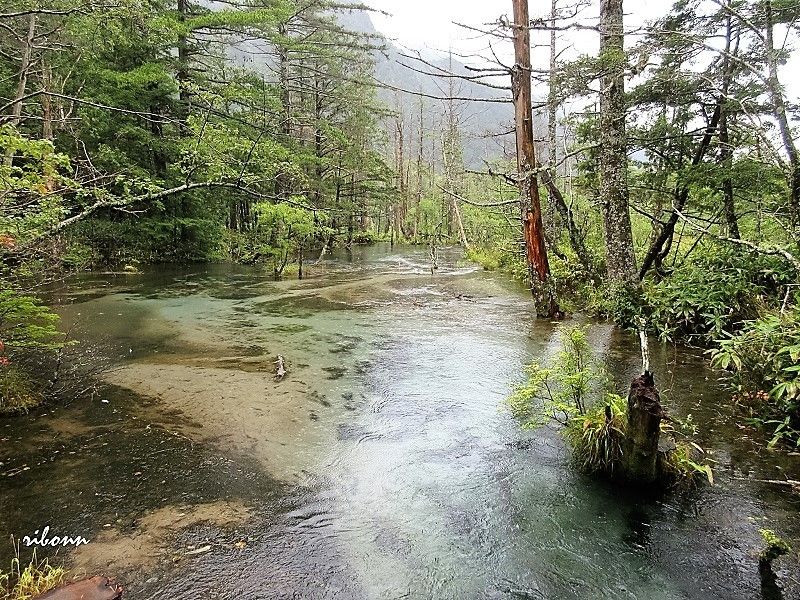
511 0 560 317
598 0 637 284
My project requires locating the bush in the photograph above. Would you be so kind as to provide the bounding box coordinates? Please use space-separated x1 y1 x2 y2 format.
711 308 800 448
0 366 41 414
0 290 62 413
0 290 61 351
595 244 797 344
509 326 601 425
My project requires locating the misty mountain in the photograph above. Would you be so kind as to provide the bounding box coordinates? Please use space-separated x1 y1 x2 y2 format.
338 9 516 167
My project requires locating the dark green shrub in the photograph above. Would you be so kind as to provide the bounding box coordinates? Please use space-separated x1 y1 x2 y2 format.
711 308 800 447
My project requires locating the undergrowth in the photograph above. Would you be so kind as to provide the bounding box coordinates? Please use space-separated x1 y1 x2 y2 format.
0 549 66 600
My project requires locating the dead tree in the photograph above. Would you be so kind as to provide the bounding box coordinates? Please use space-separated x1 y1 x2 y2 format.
511 0 561 318
622 324 663 484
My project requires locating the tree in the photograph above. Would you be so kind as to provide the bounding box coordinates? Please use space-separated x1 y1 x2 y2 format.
598 0 637 285
511 0 560 317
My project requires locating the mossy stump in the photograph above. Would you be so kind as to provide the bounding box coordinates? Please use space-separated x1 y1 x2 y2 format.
623 371 663 484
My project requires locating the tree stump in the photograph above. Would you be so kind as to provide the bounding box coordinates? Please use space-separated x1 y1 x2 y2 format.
623 371 663 484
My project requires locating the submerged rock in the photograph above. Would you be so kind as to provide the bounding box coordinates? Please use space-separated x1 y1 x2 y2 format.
36 576 122 600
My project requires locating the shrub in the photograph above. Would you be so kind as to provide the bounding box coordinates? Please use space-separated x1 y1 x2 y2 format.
595 244 797 345
0 290 61 352
0 290 62 413
711 308 800 448
509 326 601 425
0 366 41 414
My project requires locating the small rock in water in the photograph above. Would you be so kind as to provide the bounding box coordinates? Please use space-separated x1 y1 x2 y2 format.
36 576 122 600
184 544 212 556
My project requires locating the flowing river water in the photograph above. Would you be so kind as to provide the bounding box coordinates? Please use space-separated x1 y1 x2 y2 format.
1 245 799 599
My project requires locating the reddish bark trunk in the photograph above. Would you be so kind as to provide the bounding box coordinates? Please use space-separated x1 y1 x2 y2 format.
511 0 560 318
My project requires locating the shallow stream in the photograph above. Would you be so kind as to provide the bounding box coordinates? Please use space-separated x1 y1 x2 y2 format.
1 245 798 599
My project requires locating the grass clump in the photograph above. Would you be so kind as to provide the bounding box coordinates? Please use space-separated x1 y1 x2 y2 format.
564 392 627 476
0 366 42 415
0 550 66 600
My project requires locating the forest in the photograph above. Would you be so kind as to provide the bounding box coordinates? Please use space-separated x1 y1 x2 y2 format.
1 0 799 598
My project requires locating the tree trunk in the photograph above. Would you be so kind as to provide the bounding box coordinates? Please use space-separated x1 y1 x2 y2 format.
719 9 740 239
764 0 800 225
41 62 54 141
541 168 592 271
599 0 638 285
176 0 191 130
511 0 560 318
4 14 36 166
414 96 424 242
623 371 663 484
545 0 561 244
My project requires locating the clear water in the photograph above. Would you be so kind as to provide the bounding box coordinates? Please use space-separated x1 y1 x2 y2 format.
1 244 798 599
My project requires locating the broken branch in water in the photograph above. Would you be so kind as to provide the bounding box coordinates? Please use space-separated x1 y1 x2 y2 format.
636 317 650 374
275 355 287 380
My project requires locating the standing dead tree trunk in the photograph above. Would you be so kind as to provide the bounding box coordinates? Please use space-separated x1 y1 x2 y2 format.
511 0 561 318
599 0 638 285
624 370 663 484
623 324 663 484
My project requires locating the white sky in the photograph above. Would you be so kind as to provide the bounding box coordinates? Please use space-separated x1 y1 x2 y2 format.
363 0 800 116
364 1 670 63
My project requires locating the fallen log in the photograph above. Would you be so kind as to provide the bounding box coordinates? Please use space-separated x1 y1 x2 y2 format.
36 576 122 600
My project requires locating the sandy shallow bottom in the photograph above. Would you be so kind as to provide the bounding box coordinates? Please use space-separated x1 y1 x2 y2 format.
103 363 333 483
70 500 252 574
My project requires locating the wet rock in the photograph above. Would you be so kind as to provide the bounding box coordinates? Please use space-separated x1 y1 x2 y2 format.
36 576 122 600
322 366 347 380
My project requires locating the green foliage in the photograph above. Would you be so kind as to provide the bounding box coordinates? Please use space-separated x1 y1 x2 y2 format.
465 247 528 283
0 550 66 600
509 326 602 426
0 290 61 352
249 202 317 276
711 308 800 447
0 290 61 413
596 244 797 344
660 441 715 486
759 529 792 564
564 393 627 475
0 125 72 247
